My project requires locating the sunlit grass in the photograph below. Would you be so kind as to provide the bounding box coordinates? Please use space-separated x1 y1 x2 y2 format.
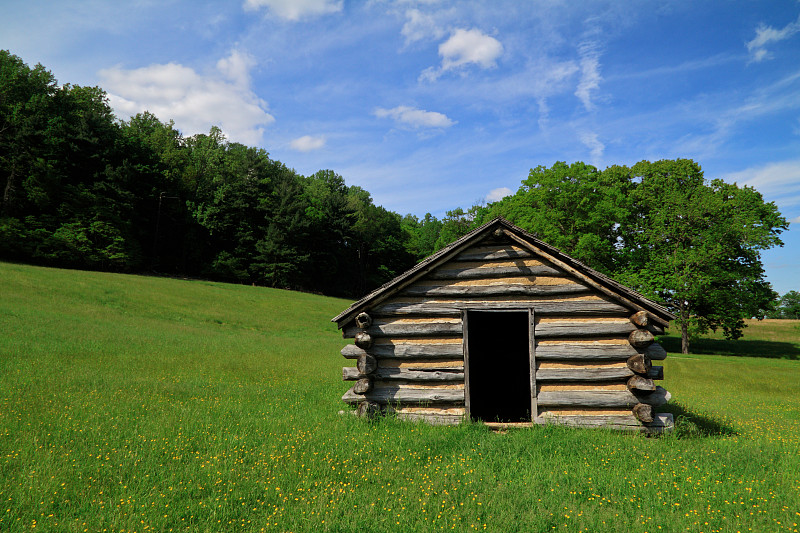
2 262 799 532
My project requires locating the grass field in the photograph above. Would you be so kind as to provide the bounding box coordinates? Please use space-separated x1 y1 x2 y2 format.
1 261 799 532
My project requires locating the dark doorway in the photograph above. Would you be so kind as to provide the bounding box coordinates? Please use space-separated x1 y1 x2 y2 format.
466 311 532 422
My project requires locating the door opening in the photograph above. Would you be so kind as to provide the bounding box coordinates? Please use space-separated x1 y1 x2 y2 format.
466 311 532 422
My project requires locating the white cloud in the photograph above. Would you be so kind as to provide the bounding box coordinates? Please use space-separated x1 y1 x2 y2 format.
486 187 513 203
374 105 456 129
578 130 605 164
290 135 326 151
100 50 274 146
575 40 602 111
421 28 503 81
243 0 342 20
401 8 444 44
790 215 800 225
725 159 800 212
746 14 800 62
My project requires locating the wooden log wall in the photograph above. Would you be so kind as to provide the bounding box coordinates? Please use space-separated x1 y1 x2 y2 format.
340 234 672 432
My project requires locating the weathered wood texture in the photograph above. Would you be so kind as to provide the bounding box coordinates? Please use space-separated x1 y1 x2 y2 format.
630 310 649 327
537 386 671 408
343 367 464 381
341 343 462 359
629 329 655 348
535 365 663 381
632 403 654 423
354 331 373 348
390 412 465 425
355 312 372 329
342 386 465 405
357 354 377 374
344 320 639 339
371 300 629 317
427 265 563 280
353 377 373 394
401 283 592 298
627 375 656 391
540 413 673 433
535 342 668 360
627 353 652 374
453 247 533 261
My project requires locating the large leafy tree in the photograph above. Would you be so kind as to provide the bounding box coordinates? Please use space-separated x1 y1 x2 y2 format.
617 160 785 353
474 161 632 273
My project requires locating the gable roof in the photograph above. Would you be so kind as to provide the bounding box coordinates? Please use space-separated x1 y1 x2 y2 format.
332 217 676 328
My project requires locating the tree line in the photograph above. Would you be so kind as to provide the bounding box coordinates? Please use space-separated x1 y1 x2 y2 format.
0 51 449 297
1 51 790 352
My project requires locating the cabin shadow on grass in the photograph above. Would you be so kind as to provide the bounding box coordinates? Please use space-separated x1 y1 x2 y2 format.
659 335 800 360
661 401 737 438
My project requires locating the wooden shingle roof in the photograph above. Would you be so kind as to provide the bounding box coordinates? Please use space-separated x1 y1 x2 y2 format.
332 217 676 328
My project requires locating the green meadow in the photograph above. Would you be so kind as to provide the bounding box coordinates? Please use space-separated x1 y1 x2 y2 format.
1 262 799 532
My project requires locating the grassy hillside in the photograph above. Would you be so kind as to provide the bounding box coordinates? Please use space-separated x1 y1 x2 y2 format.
2 262 799 532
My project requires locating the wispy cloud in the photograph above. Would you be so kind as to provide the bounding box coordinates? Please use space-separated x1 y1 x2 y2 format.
420 28 503 81
578 130 604 165
374 105 456 129
401 8 445 44
100 50 274 145
486 187 513 203
724 159 800 212
746 14 800 62
575 40 602 111
290 135 326 151
243 0 342 21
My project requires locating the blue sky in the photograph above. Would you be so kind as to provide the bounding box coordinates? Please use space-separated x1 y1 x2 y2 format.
3 0 799 294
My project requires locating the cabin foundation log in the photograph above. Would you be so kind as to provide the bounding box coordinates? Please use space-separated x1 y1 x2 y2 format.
537 386 671 408
540 413 673 433
342 386 465 405
632 403 654 423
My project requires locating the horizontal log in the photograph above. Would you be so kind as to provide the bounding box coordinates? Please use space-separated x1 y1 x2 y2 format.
427 265 563 280
539 413 673 433
344 322 462 338
537 386 671 408
342 386 465 405
645 343 667 360
343 367 464 382
535 365 664 382
402 283 592 298
391 412 464 425
454 248 534 261
371 300 630 317
341 343 463 359
647 323 666 335
534 344 638 360
536 321 636 338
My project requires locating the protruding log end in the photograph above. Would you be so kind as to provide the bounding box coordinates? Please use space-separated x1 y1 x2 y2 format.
357 353 378 375
644 343 668 360
628 329 655 348
630 310 649 327
627 375 656 392
353 377 373 394
355 312 372 329
626 353 652 374
355 331 373 349
632 403 654 423
357 400 381 419
493 228 505 238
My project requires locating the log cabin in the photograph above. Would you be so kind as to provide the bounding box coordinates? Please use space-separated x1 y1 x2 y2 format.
332 217 676 433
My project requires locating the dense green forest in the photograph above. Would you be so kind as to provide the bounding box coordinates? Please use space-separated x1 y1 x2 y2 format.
0 51 790 352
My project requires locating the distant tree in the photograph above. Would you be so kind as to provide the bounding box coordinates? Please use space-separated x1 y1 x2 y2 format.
401 212 442 261
771 291 800 319
434 206 480 251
